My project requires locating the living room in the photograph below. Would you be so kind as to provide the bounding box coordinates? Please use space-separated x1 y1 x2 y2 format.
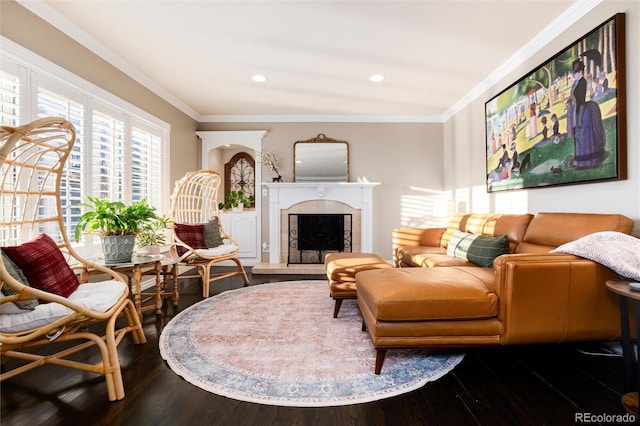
2 0 640 424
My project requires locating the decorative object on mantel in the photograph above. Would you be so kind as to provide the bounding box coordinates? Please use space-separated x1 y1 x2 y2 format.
260 149 282 182
159 280 464 406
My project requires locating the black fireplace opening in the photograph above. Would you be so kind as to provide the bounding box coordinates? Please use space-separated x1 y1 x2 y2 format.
288 213 352 264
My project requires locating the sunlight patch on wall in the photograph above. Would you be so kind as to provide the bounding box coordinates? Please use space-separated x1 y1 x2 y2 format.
495 190 529 213
401 187 451 228
471 185 491 213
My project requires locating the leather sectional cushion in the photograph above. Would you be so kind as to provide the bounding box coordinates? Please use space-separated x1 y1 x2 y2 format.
396 246 474 267
356 267 498 322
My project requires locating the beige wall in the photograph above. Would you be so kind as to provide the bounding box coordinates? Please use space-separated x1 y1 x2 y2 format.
199 122 444 260
444 1 640 234
0 1 200 212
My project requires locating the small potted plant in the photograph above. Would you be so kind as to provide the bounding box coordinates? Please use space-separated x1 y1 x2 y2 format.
135 214 174 254
74 196 159 263
218 190 255 213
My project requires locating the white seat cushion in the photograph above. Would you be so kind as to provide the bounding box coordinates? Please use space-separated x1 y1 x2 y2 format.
0 280 126 333
195 244 238 257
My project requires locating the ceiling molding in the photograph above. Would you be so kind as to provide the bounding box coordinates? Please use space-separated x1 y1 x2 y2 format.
441 0 602 122
199 115 442 123
19 0 601 125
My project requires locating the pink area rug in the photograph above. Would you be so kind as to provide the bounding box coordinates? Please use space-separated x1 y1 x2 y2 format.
159 280 464 407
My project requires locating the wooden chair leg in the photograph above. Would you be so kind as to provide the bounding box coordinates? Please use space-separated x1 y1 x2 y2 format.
202 265 211 298
375 350 387 375
361 319 367 332
231 257 249 286
333 299 344 318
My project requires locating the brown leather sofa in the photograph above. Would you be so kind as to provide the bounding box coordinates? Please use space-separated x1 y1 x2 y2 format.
356 212 635 374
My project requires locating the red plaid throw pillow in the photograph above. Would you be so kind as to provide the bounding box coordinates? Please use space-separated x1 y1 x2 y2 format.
174 223 207 255
2 233 80 299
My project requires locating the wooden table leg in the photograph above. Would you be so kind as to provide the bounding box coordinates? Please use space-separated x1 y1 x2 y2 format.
171 263 179 306
154 261 162 314
133 265 143 319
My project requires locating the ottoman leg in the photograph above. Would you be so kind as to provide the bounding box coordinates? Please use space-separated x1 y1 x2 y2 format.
375 350 387 375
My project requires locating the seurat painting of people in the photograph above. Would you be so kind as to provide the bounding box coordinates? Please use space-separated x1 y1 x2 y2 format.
485 13 626 193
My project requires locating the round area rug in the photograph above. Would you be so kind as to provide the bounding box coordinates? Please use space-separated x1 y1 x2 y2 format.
159 281 464 407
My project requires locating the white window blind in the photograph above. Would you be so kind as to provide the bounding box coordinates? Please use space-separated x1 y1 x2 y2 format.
131 125 163 207
36 86 86 241
0 69 21 127
91 110 125 202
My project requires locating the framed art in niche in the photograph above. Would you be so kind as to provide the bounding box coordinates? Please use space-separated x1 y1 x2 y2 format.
485 13 626 193
224 152 255 206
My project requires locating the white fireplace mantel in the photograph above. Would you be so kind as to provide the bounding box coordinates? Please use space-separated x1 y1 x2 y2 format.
263 182 380 264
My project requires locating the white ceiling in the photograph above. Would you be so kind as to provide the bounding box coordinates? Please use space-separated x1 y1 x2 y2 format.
22 0 600 122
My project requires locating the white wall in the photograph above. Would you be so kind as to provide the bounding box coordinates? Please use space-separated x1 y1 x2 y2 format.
444 1 640 234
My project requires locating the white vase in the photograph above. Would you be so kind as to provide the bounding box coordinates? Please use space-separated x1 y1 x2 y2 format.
137 245 161 255
231 205 244 213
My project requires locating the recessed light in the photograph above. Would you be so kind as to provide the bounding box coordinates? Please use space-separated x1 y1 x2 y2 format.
252 74 267 83
369 74 384 83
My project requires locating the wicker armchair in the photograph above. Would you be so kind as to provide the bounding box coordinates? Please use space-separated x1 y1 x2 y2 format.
169 169 249 297
0 117 146 401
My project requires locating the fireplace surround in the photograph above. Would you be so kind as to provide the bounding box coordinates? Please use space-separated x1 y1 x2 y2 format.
263 182 379 266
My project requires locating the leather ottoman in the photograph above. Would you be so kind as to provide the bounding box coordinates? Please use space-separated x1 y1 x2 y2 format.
325 252 392 318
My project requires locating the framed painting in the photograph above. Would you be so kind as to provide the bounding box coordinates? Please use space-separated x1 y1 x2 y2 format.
485 13 626 193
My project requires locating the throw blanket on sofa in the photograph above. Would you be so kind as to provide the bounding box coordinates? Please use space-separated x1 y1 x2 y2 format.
551 231 640 281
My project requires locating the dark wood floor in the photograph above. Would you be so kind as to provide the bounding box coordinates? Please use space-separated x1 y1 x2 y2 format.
1 268 635 426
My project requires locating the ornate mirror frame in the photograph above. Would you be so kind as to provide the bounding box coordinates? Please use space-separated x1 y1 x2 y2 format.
293 134 349 182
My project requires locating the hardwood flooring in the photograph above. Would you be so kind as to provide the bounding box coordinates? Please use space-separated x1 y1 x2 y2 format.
1 268 635 425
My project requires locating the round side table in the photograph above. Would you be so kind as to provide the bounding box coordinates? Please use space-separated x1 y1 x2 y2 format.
606 279 639 418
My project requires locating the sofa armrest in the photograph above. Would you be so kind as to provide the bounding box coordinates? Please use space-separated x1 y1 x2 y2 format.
493 253 623 344
392 227 446 265
392 227 446 249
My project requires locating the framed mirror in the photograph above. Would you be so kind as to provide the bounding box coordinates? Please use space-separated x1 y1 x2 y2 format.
294 134 349 182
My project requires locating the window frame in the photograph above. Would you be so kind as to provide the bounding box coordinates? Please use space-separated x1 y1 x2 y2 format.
1 36 171 257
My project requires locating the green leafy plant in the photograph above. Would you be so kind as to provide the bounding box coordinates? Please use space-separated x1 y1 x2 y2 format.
73 196 159 242
218 190 255 211
135 214 174 247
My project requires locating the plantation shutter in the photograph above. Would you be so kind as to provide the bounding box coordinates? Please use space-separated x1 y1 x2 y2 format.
36 85 85 240
131 124 162 207
91 110 125 203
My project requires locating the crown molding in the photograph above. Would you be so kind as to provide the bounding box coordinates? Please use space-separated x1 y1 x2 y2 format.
198 114 442 123
441 0 603 121
17 0 200 121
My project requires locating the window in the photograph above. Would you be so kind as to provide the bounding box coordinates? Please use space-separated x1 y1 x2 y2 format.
1 38 170 256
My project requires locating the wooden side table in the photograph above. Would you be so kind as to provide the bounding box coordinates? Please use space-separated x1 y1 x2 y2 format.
606 279 640 417
95 254 178 317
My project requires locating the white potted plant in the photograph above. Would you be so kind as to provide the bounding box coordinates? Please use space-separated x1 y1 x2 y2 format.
135 214 174 254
